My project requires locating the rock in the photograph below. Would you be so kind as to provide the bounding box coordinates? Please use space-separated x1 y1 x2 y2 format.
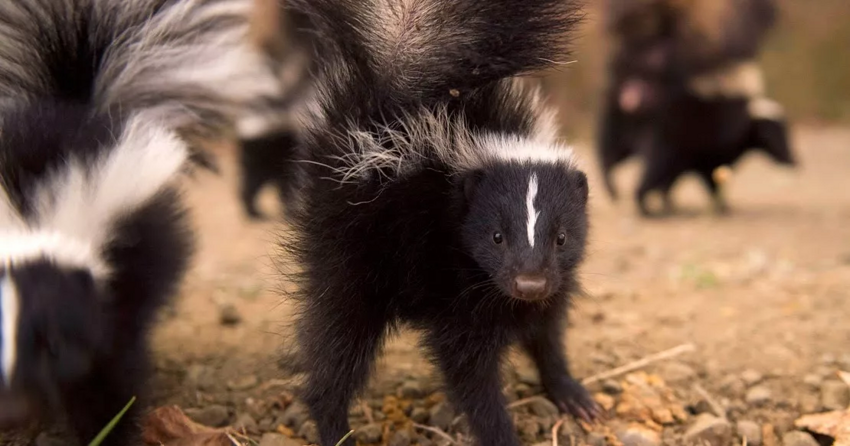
602 379 623 395
781 431 819 446
354 423 383 444
517 418 541 440
616 424 661 446
389 430 412 446
186 364 217 391
516 367 541 386
399 380 424 399
298 420 319 444
684 414 732 446
428 402 454 430
411 407 429 424
736 421 762 446
745 386 773 407
185 405 230 427
219 303 242 325
821 380 850 410
233 413 258 433
259 433 304 446
529 398 559 418
660 362 697 383
586 432 607 446
719 374 746 398
803 374 823 389
279 401 310 428
741 369 764 386
227 375 259 391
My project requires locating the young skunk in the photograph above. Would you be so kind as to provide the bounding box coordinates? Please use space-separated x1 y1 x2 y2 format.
280 0 598 445
235 0 319 220
598 0 796 215
0 0 276 443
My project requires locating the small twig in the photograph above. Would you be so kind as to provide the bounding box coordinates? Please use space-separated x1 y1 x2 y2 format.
507 395 547 410
551 417 566 446
582 343 696 385
334 430 355 446
693 383 726 420
413 423 458 445
225 432 242 446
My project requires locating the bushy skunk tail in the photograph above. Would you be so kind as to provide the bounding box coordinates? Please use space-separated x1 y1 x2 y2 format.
290 0 583 107
0 0 279 141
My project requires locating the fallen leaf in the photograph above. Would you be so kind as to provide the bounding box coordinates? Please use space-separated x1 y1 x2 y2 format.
142 406 233 446
793 370 850 446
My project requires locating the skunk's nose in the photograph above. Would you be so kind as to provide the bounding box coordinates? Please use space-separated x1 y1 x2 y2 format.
513 275 548 301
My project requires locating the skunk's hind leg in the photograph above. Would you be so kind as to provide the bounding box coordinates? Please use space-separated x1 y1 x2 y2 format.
296 301 389 446
519 310 602 423
424 326 520 446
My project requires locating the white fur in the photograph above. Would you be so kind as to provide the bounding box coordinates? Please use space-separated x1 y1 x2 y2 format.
525 173 540 247
748 97 785 120
1 273 20 388
688 60 765 100
0 113 188 277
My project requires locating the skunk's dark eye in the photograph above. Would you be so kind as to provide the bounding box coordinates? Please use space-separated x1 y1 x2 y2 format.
493 232 503 244
557 233 566 246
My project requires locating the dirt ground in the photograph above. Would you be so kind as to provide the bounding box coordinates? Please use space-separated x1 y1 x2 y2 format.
11 124 849 446
131 122 849 445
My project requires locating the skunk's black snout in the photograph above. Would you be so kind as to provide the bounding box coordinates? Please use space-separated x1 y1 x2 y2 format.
511 274 550 302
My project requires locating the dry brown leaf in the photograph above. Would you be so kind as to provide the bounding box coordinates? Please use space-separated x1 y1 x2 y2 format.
796 410 850 446
142 405 233 446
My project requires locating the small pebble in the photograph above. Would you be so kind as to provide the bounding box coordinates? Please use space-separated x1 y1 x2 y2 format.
411 407 429 424
258 433 304 446
529 398 559 417
185 405 230 427
186 364 217 391
389 430 412 446
227 375 259 391
741 369 764 386
661 362 697 383
719 374 746 398
802 374 823 389
684 414 732 446
781 431 819 446
298 420 319 444
354 423 384 444
517 418 542 440
516 367 541 386
515 383 534 398
279 401 310 428
745 386 773 407
428 402 454 430
233 413 258 433
399 380 424 399
821 380 850 410
602 379 623 395
736 421 762 446
586 432 607 446
219 303 242 325
616 424 661 446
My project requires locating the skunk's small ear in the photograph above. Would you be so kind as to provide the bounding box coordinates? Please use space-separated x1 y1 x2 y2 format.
572 170 589 204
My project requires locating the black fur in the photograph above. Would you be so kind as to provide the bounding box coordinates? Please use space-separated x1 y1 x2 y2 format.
0 0 268 443
239 130 303 219
280 1 596 445
598 0 795 216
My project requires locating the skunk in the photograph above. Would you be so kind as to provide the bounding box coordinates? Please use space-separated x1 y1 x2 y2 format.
0 0 276 443
280 0 598 445
598 0 795 215
235 1 319 220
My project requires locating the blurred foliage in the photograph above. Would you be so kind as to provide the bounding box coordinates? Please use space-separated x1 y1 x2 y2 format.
541 0 850 139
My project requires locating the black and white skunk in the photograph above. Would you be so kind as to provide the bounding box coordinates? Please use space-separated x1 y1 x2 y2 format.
0 0 276 443
598 0 796 215
235 1 319 220
280 0 598 445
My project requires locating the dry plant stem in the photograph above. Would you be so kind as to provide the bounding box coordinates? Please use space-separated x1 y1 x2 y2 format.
694 383 727 419
582 343 696 385
413 422 458 445
507 395 548 410
552 417 566 446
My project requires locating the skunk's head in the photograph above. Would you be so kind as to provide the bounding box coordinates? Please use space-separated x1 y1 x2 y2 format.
748 98 796 166
458 140 589 302
0 240 107 425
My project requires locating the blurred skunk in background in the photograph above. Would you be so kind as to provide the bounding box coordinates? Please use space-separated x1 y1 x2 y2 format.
235 0 319 220
598 0 796 216
0 0 277 443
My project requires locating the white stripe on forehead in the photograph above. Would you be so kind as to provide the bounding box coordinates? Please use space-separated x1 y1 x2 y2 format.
0 231 108 278
525 173 540 248
1 273 20 388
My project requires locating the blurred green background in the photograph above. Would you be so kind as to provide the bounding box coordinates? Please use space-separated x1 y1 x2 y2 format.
543 0 850 139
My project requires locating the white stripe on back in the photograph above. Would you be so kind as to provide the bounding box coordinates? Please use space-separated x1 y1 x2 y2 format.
526 173 540 247
1 273 20 388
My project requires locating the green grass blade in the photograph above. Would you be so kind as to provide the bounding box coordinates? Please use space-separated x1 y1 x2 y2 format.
87 396 137 446
334 430 355 446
